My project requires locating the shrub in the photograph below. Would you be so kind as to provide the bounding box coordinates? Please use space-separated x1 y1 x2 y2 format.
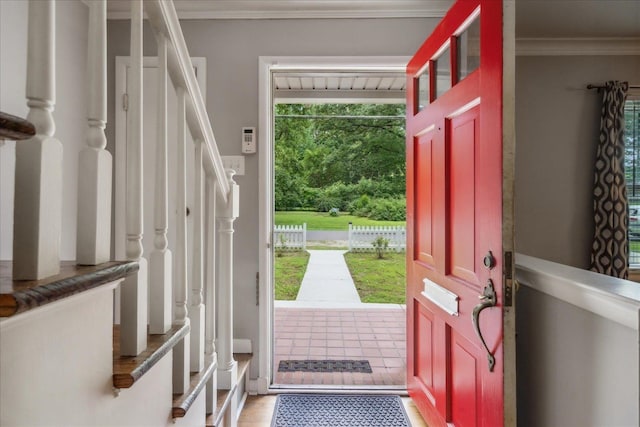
348 194 371 217
372 236 390 259
329 207 340 217
360 197 406 221
315 182 351 211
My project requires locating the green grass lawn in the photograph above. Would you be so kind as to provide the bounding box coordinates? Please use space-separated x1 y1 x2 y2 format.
631 241 640 252
274 251 310 300
275 211 405 230
343 251 406 304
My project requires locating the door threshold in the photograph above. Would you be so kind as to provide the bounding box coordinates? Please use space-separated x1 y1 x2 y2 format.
268 385 408 395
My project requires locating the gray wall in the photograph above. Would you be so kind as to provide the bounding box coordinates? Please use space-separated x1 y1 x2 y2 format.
515 55 640 269
516 285 638 426
107 17 439 378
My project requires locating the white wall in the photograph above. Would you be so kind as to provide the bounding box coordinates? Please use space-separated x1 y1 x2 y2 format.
0 0 89 261
0 282 207 427
106 17 440 378
515 55 640 269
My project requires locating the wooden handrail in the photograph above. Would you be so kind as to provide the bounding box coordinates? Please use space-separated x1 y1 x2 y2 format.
144 0 230 202
0 112 36 141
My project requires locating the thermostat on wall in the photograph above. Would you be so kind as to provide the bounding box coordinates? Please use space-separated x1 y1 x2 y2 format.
241 127 256 154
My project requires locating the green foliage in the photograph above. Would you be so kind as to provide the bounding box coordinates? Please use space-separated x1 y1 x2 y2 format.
372 236 390 259
367 198 406 221
274 103 406 212
274 251 310 300
343 252 406 304
329 208 340 217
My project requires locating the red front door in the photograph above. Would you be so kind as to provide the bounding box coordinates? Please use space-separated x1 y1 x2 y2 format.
406 1 515 426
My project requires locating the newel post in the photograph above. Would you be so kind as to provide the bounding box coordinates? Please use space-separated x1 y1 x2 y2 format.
77 0 111 265
217 169 239 391
13 0 62 280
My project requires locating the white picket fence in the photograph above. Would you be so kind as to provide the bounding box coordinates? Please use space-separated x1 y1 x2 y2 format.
274 223 307 250
348 224 406 252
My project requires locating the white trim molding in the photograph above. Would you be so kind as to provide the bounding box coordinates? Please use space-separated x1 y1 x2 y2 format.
258 56 409 393
516 254 640 330
107 0 452 20
516 37 640 56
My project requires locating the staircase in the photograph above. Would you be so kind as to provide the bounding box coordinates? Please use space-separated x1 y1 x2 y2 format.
0 1 250 426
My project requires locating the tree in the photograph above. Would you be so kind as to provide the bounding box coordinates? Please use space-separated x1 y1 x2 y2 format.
274 103 406 213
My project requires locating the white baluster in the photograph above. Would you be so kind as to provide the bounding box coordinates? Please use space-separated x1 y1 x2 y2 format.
173 86 190 393
77 0 111 266
13 0 62 280
189 141 205 372
205 176 217 414
217 170 239 391
149 34 172 335
120 0 147 356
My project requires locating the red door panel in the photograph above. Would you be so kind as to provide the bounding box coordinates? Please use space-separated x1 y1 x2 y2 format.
413 302 435 399
448 108 479 286
406 1 513 426
415 132 435 266
450 331 480 427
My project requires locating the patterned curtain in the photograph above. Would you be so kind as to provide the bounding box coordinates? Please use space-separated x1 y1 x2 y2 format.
591 81 630 278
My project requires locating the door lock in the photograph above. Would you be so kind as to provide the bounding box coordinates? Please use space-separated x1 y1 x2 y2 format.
483 251 496 270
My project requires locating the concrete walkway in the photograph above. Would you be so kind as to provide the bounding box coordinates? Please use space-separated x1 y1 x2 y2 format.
295 250 361 304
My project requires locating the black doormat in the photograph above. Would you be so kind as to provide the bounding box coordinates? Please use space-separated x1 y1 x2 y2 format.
271 394 410 427
278 359 372 373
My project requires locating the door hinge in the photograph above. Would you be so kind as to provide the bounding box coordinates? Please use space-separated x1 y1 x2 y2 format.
503 251 513 307
122 93 129 111
256 272 260 306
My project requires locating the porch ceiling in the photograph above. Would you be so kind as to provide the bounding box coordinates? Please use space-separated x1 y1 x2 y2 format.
273 72 406 104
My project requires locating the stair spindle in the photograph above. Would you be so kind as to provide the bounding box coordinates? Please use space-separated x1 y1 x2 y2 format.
189 141 205 372
13 0 62 280
173 86 190 394
77 0 111 266
120 0 148 356
149 33 172 335
205 176 218 414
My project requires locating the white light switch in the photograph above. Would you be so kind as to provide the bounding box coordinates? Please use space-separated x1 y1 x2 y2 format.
221 156 245 176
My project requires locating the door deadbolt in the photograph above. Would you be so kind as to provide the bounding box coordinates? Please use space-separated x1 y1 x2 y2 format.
483 251 496 270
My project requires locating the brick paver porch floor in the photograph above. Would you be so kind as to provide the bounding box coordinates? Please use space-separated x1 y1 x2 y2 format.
273 306 406 387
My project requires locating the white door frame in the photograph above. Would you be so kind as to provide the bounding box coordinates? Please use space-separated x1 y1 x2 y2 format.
256 56 409 393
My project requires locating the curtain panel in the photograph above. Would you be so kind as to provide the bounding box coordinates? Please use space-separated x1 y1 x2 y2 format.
591 81 630 278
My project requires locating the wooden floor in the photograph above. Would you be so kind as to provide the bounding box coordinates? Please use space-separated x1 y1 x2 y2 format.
238 394 428 427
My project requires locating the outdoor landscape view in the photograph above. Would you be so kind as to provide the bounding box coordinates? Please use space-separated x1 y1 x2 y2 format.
274 103 407 304
272 103 409 387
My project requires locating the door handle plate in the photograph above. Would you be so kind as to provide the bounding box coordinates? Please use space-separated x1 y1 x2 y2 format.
472 279 497 371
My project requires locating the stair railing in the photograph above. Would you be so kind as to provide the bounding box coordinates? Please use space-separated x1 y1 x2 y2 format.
15 0 238 418
127 0 239 411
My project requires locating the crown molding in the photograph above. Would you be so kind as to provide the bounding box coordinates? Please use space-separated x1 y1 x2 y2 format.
107 0 451 20
516 38 640 56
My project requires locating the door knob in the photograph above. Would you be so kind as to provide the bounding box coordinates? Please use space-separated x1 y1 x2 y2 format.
472 279 497 371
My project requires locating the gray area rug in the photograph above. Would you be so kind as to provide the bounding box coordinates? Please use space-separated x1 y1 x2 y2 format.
278 359 372 373
270 394 410 427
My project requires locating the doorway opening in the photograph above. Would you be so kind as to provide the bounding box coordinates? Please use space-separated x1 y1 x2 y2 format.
257 57 410 392
272 102 407 388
